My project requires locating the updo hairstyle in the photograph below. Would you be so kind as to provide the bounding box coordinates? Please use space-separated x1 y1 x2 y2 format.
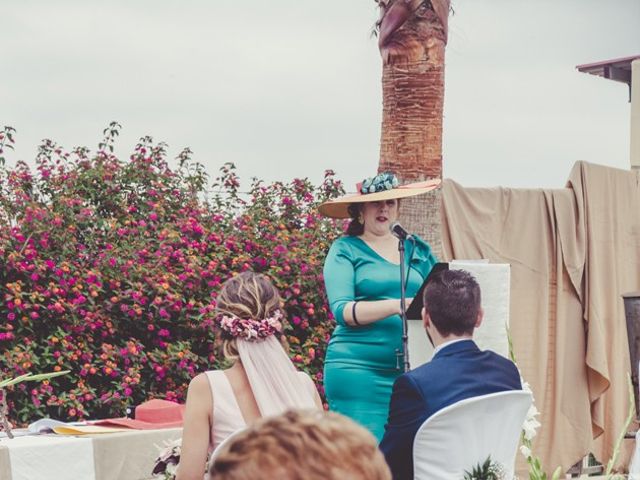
215 271 287 361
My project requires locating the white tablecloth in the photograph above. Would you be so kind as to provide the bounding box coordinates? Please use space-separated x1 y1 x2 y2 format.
0 428 182 480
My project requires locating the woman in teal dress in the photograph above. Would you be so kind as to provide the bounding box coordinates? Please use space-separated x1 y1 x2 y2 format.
318 173 439 441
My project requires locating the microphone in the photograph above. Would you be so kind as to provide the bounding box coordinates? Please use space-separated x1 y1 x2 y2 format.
390 222 413 241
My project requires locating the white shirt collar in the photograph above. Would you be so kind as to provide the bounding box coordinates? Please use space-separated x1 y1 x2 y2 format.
432 337 473 357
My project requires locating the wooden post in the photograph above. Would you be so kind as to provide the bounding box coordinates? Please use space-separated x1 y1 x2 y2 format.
631 59 640 170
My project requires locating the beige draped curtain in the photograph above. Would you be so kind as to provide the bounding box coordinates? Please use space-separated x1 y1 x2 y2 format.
441 161 640 472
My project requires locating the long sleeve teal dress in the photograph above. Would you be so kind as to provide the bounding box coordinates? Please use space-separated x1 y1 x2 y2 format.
322 235 437 441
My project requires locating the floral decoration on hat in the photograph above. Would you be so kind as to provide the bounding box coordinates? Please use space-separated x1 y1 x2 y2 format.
317 172 441 219
216 310 284 342
360 172 399 194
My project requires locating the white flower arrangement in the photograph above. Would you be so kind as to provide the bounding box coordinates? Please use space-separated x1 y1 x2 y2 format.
152 438 181 480
519 378 541 459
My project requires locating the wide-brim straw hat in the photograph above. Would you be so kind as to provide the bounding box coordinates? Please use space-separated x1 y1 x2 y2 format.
319 177 441 219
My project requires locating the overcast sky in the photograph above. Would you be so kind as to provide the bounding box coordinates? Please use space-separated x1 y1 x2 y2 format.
3 1 639 191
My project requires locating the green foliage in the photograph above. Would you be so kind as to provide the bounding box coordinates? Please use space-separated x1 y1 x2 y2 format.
0 126 345 424
463 455 504 480
525 459 561 480
0 126 16 167
604 374 636 479
0 370 70 388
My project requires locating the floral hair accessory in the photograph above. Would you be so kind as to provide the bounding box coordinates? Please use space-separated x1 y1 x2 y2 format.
360 172 399 194
216 310 284 342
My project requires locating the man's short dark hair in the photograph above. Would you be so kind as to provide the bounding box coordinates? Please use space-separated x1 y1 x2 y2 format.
423 269 481 336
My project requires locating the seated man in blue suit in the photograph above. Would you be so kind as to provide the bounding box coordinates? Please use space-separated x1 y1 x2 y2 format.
379 269 522 480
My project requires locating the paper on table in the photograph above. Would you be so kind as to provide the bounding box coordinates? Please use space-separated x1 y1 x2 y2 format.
53 425 130 435
28 418 75 434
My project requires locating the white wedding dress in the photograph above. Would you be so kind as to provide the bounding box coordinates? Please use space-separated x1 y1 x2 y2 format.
204 336 319 451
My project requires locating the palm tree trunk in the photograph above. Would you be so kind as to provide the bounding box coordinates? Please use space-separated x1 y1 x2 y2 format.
376 0 450 253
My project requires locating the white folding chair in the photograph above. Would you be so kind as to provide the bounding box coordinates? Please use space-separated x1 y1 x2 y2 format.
413 390 532 480
208 428 246 465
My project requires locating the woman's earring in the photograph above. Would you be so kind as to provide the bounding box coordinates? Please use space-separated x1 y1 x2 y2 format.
358 213 364 224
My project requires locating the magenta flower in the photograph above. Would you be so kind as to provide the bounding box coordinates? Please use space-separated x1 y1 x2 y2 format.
0 133 342 423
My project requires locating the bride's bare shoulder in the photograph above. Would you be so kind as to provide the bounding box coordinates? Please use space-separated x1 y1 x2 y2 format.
187 372 214 396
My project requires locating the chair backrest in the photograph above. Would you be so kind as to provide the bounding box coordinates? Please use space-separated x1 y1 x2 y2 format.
209 427 246 465
413 390 532 480
204 428 247 479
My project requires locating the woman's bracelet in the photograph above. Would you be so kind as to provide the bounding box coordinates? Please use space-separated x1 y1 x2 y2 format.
351 301 361 326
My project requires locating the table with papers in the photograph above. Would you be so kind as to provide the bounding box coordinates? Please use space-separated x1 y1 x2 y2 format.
0 427 181 480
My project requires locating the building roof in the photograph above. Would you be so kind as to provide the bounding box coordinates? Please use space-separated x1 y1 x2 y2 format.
576 54 640 85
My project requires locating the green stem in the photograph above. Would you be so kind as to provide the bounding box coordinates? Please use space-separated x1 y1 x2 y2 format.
605 374 635 477
0 388 13 439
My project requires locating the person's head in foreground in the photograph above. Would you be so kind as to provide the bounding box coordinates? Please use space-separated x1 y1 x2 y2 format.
208 409 392 480
422 269 483 346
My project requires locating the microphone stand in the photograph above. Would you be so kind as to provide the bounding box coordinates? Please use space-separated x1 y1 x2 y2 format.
396 238 410 373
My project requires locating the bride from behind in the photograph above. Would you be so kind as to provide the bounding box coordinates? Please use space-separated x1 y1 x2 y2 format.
176 271 322 480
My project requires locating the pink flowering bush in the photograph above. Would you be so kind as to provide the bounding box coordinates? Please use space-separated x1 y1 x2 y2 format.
0 124 344 424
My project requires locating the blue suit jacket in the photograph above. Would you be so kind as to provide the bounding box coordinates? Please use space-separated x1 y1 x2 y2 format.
379 339 522 480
